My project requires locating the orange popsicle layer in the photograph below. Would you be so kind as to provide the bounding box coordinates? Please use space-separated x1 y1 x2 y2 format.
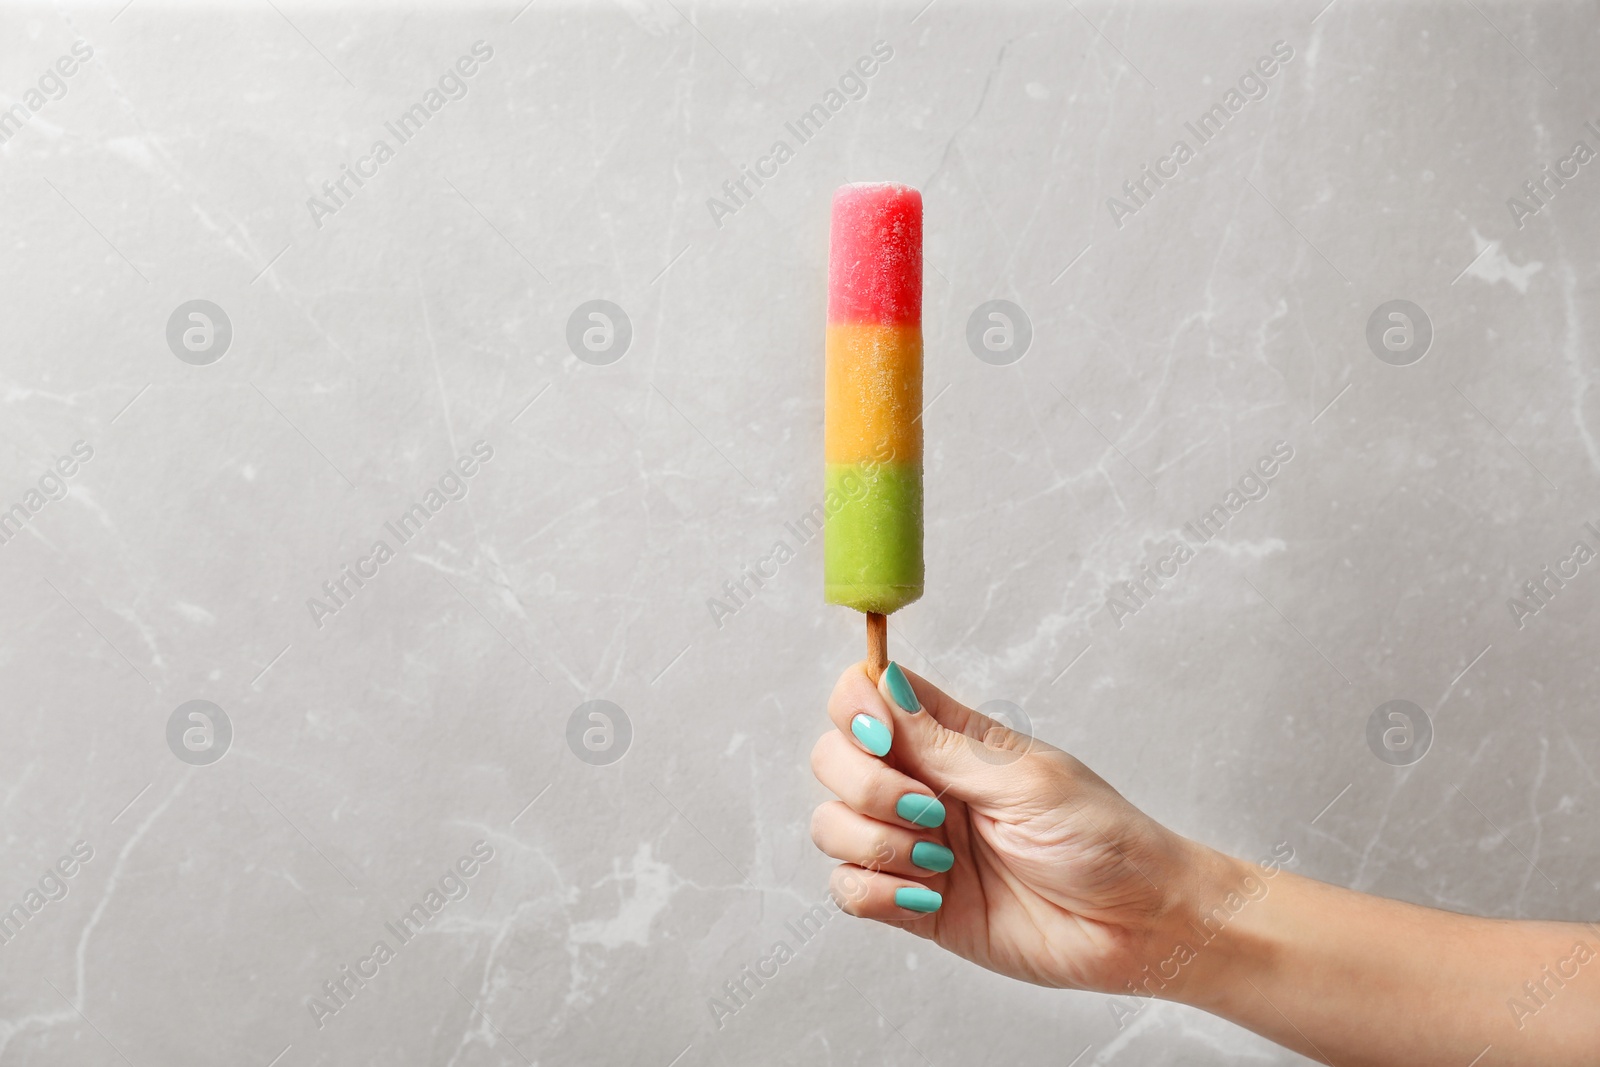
823 322 923 465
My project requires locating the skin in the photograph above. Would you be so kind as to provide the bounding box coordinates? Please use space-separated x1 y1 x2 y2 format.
810 663 1600 1066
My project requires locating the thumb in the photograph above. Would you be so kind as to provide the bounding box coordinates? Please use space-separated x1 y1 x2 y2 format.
874 662 1043 810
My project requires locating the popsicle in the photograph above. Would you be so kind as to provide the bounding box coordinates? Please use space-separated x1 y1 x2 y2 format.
824 182 924 681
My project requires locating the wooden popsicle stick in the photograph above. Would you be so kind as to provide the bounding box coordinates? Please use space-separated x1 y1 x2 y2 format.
866 612 888 683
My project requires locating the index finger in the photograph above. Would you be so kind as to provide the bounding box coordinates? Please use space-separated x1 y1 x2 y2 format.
828 660 1003 746
828 661 897 757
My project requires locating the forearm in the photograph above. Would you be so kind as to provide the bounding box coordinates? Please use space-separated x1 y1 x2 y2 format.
1166 843 1600 1066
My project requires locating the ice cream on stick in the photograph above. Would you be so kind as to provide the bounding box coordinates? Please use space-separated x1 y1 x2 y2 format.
824 182 924 683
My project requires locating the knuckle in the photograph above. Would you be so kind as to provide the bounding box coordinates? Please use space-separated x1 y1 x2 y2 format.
827 872 857 915
867 831 896 870
861 771 900 815
827 668 862 720
830 665 882 725
808 732 834 777
809 805 829 848
979 723 1013 748
1038 748 1078 787
830 866 871 914
928 724 971 765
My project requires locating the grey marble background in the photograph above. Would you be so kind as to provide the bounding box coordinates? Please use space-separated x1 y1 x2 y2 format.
1 0 1597 1063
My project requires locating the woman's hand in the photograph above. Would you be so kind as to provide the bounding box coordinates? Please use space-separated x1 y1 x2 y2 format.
809 661 1220 995
810 661 1600 1067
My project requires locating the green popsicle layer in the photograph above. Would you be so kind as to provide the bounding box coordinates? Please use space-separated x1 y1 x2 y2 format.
823 461 924 614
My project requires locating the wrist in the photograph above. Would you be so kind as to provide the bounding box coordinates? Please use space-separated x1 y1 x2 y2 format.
1141 839 1278 1012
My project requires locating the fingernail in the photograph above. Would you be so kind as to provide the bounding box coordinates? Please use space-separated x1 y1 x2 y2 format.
894 886 943 913
882 662 921 713
850 713 891 757
911 841 954 873
896 793 945 828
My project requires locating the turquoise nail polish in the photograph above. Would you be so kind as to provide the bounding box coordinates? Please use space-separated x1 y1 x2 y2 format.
850 714 891 757
883 661 921 713
911 841 954 873
894 886 942 913
896 793 945 828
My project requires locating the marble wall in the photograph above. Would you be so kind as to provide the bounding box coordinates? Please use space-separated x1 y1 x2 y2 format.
1 0 1596 1064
